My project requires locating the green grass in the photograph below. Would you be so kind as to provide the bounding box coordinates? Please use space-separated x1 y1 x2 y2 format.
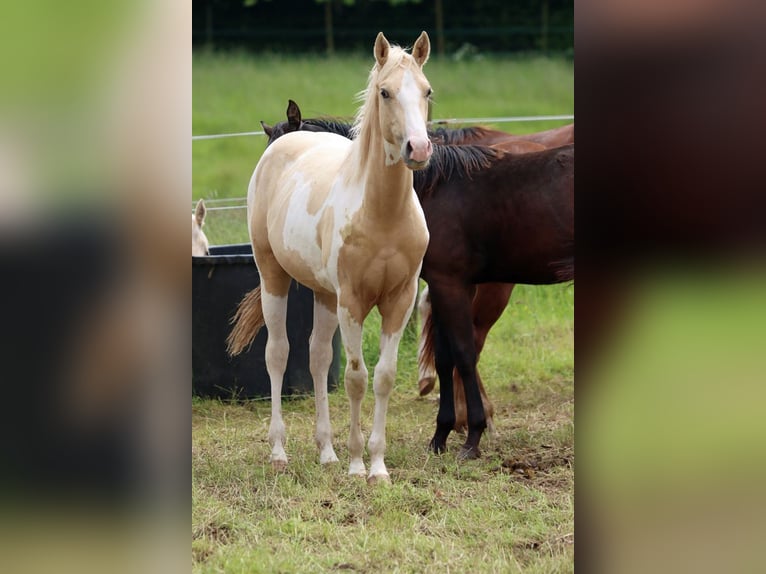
193 51 573 573
193 51 573 206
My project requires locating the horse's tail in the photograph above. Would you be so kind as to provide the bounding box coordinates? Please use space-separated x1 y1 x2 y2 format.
417 287 437 396
226 287 265 356
552 256 574 283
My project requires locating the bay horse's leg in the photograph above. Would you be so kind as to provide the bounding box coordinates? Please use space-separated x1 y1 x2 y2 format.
427 281 482 455
337 302 370 478
416 286 436 396
368 279 420 484
453 283 515 435
310 292 340 465
259 271 293 471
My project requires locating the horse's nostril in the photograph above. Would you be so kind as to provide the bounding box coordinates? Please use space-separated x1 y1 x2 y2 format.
406 141 413 154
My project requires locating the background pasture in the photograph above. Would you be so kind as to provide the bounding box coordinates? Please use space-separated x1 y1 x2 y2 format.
192 51 573 573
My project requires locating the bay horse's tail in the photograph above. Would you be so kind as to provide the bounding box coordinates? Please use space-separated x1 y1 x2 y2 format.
226 287 265 356
552 256 574 283
417 288 437 396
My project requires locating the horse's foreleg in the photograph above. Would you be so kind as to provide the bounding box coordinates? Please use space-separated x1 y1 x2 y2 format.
428 281 485 458
369 280 419 484
310 293 340 465
260 281 291 470
454 283 515 434
337 304 369 478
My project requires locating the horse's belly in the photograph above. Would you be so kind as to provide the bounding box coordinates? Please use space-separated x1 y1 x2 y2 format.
273 225 335 293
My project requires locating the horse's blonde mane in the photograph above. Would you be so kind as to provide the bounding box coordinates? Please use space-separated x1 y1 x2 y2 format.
347 45 415 183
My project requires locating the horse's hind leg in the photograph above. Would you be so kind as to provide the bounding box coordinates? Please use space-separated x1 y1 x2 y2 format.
310 292 340 465
259 270 293 470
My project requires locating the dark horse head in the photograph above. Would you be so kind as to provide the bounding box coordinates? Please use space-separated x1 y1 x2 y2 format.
261 100 354 147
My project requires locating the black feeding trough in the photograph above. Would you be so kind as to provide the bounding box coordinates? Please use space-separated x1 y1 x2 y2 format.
192 243 341 399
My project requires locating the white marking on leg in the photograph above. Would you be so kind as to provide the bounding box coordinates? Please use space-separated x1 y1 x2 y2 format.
337 305 368 477
369 284 419 483
367 332 401 482
261 290 289 468
310 297 340 465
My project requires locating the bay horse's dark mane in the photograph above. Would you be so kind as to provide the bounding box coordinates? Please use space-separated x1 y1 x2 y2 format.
428 126 501 145
414 144 501 198
302 117 354 138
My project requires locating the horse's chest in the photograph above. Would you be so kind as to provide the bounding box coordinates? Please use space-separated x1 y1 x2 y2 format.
337 222 427 294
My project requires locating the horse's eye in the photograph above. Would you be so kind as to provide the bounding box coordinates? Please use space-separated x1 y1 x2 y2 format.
426 88 433 98
380 88 390 99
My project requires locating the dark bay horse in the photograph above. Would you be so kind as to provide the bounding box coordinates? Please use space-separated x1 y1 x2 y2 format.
416 143 573 457
417 129 574 433
259 101 574 458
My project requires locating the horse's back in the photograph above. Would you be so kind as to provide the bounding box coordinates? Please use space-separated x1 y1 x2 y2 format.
249 131 353 293
422 143 573 286
254 131 351 184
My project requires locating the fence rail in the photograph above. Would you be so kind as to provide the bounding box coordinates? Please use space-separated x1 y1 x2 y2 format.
192 114 574 141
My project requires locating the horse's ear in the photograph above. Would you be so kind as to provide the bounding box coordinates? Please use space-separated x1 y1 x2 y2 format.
412 31 430 67
286 99 301 129
260 121 273 138
195 199 206 227
374 32 390 68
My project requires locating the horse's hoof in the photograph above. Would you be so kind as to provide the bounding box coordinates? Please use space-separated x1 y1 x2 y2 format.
271 459 288 472
418 377 436 396
367 473 391 486
458 445 481 460
428 439 447 455
348 461 367 478
320 451 340 465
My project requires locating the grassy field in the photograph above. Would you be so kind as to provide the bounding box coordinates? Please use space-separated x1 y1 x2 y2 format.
193 51 573 573
193 51 573 246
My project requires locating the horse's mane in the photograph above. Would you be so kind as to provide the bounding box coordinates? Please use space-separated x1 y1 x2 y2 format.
303 118 354 139
428 126 501 145
414 144 501 198
348 45 411 182
300 118 495 147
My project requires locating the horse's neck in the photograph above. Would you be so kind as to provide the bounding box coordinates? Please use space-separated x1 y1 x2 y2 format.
347 124 414 220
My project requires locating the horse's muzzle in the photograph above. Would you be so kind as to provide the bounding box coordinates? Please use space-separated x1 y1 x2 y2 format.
403 137 432 170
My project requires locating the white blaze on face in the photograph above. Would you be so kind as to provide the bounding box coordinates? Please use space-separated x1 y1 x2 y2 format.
397 68 431 164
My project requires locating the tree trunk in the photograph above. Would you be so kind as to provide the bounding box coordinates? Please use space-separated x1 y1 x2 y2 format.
205 0 213 51
324 1 335 56
434 0 445 57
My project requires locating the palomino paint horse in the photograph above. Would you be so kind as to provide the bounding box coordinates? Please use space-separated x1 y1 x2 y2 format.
192 199 209 256
262 100 573 435
227 32 433 483
259 102 574 458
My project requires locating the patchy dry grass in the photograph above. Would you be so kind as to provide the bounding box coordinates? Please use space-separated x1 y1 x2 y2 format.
193 285 573 573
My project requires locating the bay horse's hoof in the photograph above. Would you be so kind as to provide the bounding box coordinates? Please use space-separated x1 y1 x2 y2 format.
457 445 481 460
428 438 447 455
367 473 391 486
271 459 288 472
418 377 436 396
